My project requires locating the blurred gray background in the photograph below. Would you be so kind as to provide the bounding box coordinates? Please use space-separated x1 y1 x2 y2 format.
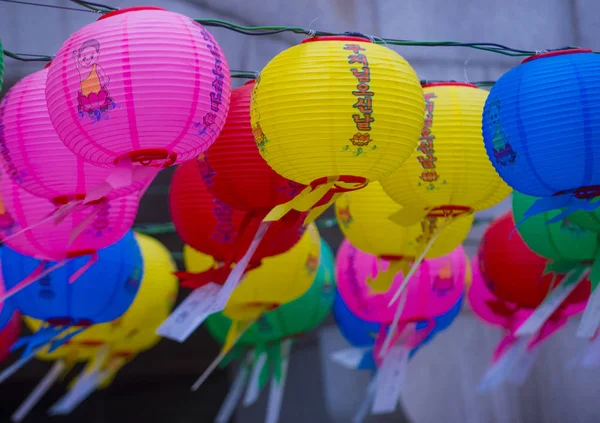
2 1 600 422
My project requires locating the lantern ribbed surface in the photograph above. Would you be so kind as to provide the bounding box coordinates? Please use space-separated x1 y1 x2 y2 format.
204 81 305 213
0 69 149 202
169 159 304 264
185 224 321 322
381 83 511 214
250 36 424 185
205 236 335 346
46 8 231 167
1 230 142 324
336 238 466 324
512 191 600 262
482 50 600 197
0 177 139 261
335 181 473 259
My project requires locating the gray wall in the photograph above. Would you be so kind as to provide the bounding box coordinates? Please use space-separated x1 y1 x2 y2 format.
2 1 600 422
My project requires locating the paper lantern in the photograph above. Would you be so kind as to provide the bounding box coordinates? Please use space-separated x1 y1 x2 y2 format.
185 224 321 324
479 211 591 308
202 80 306 215
0 69 152 203
335 181 472 289
0 176 139 263
482 49 600 219
336 239 466 324
0 313 19 364
512 191 600 265
170 159 304 285
250 35 424 222
380 82 511 225
2 230 142 327
205 236 335 347
46 7 231 170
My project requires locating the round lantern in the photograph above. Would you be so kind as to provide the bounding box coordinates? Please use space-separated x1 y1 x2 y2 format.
335 181 473 288
250 35 424 222
0 176 139 264
2 230 142 326
0 314 19 364
185 223 321 324
170 159 305 286
336 238 466 325
46 7 231 171
380 82 511 225
512 191 600 265
0 69 153 203
205 236 335 348
479 210 592 308
482 49 600 219
202 80 306 216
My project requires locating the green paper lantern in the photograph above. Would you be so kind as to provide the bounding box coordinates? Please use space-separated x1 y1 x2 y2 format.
206 237 336 347
513 191 600 264
568 200 600 233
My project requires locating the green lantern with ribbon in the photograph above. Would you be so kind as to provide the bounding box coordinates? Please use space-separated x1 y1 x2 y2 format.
205 238 336 420
513 191 599 338
568 203 600 233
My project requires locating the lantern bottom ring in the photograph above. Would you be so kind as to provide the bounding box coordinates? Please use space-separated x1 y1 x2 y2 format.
51 194 104 207
379 255 414 262
427 205 474 218
554 185 600 200
65 249 96 259
310 175 368 193
119 149 177 168
46 317 93 327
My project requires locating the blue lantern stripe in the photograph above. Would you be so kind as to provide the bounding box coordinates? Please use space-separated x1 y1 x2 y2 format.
569 58 594 188
515 65 560 194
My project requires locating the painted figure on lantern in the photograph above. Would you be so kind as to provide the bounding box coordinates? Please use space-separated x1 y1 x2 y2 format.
432 258 454 294
73 39 114 120
487 97 516 166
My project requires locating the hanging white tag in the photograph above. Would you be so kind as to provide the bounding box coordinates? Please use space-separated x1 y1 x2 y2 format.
215 354 253 423
0 349 40 385
515 269 586 336
370 344 409 415
573 335 600 368
243 351 268 407
330 347 369 370
156 283 222 342
48 369 101 415
506 346 539 385
478 337 527 392
12 361 66 422
353 375 378 423
578 286 600 338
265 340 292 423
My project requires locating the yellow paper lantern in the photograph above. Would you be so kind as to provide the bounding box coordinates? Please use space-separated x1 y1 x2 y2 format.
380 82 511 225
335 181 473 290
251 35 425 223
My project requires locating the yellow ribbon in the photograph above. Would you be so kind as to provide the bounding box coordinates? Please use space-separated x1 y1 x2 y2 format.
388 207 428 227
367 258 412 293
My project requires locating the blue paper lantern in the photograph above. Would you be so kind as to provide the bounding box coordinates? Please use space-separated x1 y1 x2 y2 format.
1 230 142 326
482 49 600 219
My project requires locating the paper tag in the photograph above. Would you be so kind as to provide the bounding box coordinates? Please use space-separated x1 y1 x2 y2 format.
515 269 585 336
478 337 527 392
578 286 600 338
0 349 39 385
215 355 252 423
48 368 102 415
570 335 600 368
353 375 377 423
371 345 409 414
156 283 222 342
265 340 292 423
12 361 65 422
506 347 539 385
243 351 268 406
330 347 368 370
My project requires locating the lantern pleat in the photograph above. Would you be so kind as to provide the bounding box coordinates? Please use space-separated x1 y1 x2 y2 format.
46 8 231 167
381 83 511 217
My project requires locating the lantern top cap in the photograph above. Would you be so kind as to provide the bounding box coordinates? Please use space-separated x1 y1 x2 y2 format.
422 82 478 89
243 80 256 86
98 6 167 21
521 48 593 64
301 35 373 44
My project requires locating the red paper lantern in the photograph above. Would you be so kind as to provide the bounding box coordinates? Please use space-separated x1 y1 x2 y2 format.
479 211 590 309
201 81 306 215
169 159 305 285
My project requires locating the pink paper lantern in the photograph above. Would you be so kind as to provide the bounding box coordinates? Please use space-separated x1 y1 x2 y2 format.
0 68 152 203
45 7 231 170
335 239 466 325
0 176 138 262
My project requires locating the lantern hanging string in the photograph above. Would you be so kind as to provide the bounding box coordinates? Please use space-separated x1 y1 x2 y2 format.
0 0 586 57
